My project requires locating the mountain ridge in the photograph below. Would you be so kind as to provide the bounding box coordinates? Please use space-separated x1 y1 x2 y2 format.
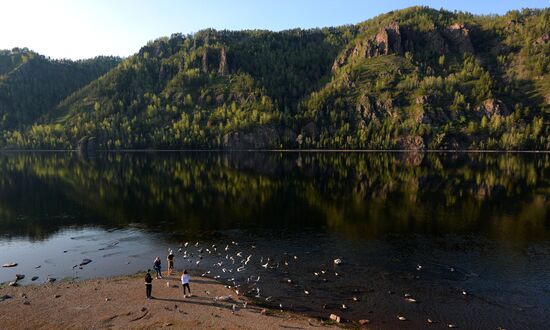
1 6 548 150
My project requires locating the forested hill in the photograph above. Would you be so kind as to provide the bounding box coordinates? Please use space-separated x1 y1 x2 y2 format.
0 49 120 130
1 7 549 150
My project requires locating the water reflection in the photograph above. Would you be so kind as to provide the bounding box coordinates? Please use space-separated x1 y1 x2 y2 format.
0 151 548 242
1 151 549 328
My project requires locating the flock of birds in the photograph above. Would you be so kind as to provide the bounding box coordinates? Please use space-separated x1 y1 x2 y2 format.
173 241 347 312
168 240 474 327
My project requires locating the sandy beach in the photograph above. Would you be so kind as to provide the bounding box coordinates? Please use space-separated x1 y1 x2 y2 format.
0 273 341 329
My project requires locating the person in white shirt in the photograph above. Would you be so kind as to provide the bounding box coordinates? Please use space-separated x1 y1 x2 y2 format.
181 270 191 297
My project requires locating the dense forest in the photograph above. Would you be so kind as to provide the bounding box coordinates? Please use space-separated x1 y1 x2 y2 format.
0 7 548 150
0 49 120 130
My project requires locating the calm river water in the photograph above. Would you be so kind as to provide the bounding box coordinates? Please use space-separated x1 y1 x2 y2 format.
0 151 549 329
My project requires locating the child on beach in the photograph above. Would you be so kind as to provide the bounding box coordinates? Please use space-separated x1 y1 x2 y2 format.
153 257 162 279
181 270 191 297
167 250 174 275
145 269 153 299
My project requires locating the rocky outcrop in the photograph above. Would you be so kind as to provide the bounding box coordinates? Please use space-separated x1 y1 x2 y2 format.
475 99 510 118
357 94 377 122
374 22 402 55
218 47 228 75
202 49 209 73
333 22 403 71
333 21 474 71
356 94 398 122
442 23 474 53
425 29 449 54
222 127 280 149
536 33 549 45
200 46 229 75
332 47 353 72
296 122 319 147
77 136 97 155
77 137 88 154
397 135 425 150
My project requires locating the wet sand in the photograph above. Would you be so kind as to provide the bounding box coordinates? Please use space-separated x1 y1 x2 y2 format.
0 273 340 329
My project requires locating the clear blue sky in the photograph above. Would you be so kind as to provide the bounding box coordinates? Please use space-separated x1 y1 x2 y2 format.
0 0 547 59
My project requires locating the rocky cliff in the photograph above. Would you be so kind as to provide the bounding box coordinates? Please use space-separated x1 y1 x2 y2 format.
333 21 475 71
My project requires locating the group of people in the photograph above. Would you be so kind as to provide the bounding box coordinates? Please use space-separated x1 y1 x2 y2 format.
145 250 191 299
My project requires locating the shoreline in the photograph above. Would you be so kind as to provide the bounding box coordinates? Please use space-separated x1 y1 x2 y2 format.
0 273 341 329
0 148 548 154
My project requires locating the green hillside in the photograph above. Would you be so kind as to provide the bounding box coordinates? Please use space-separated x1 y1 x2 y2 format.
0 48 120 130
1 7 549 150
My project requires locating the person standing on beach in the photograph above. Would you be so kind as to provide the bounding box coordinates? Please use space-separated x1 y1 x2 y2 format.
181 270 191 297
167 250 174 276
145 270 153 299
153 257 162 279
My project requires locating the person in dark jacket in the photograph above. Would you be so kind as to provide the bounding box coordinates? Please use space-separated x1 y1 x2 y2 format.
153 257 162 279
145 270 153 299
167 250 174 275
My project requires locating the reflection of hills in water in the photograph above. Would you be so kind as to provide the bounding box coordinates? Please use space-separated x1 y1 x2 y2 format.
0 152 548 241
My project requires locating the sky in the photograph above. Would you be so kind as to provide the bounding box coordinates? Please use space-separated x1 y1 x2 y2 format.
0 0 547 60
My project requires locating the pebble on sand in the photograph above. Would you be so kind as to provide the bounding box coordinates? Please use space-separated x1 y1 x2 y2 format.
329 314 342 323
2 262 18 268
1 294 12 301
